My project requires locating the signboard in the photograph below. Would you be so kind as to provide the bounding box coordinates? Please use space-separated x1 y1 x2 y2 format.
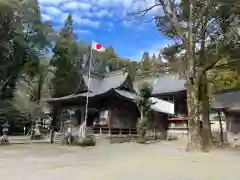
150 97 174 115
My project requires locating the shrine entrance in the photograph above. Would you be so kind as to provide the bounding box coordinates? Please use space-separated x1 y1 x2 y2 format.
86 108 98 127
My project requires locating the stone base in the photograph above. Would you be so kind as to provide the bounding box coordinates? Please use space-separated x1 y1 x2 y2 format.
167 130 188 140
227 132 240 147
0 135 9 145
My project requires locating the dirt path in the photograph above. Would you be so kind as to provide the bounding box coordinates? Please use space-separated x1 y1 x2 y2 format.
0 141 239 180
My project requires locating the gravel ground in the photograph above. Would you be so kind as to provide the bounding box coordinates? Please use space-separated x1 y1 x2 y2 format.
0 141 240 180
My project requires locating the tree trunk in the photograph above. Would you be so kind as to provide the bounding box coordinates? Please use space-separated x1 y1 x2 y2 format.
200 99 211 151
185 0 210 151
218 111 224 143
186 73 211 151
186 82 202 151
186 0 203 151
199 73 212 149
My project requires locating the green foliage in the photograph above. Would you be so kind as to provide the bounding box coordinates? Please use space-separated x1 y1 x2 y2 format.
50 15 80 98
0 0 53 133
0 101 31 133
141 52 150 61
214 70 240 92
136 83 154 137
137 52 165 79
147 0 239 149
0 0 53 100
59 14 76 39
156 0 239 76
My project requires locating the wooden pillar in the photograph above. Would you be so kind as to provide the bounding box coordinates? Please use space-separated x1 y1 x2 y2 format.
80 108 85 125
108 110 111 136
217 110 224 143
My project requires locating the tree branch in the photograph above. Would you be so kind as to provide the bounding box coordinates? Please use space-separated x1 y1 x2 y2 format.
212 60 240 70
0 77 11 98
129 3 161 20
159 0 187 45
194 0 213 31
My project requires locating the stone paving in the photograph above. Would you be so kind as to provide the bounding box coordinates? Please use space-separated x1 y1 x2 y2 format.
0 141 239 180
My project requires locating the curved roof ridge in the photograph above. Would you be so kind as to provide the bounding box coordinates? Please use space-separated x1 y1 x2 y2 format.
82 69 129 93
103 69 127 77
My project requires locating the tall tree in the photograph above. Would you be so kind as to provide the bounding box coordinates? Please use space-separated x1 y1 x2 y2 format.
0 0 53 132
136 83 154 141
157 53 164 64
50 14 80 98
0 0 53 100
59 14 76 39
133 0 239 151
151 54 157 62
141 52 150 61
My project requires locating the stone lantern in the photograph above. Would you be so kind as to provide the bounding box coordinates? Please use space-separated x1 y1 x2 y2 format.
35 118 42 136
1 121 10 145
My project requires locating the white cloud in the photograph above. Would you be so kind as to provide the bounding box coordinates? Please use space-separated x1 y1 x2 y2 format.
80 19 101 28
41 14 52 21
59 13 69 23
57 13 101 28
76 29 94 36
43 6 62 16
95 10 112 18
39 0 160 29
39 0 68 5
84 9 112 18
62 2 91 11
98 0 160 15
71 14 101 28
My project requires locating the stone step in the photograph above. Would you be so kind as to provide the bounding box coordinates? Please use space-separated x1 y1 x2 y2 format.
53 133 64 145
95 135 110 145
3 136 50 144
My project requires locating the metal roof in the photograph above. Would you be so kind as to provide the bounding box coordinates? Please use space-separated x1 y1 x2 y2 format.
114 89 138 100
133 77 158 94
82 70 129 93
48 72 188 103
47 89 138 103
47 92 101 103
152 74 186 95
211 90 240 111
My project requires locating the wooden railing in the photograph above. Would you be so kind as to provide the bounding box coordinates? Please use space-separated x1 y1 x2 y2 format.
92 127 138 135
64 126 138 136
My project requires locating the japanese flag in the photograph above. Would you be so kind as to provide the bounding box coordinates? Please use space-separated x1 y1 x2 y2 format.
92 41 106 52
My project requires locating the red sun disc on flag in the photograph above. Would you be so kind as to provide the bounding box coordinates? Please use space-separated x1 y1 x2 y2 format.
96 44 102 49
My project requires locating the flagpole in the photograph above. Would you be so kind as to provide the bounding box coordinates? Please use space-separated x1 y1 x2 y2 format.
84 41 93 126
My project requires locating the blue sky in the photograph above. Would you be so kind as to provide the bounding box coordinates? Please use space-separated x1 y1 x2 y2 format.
39 0 171 61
